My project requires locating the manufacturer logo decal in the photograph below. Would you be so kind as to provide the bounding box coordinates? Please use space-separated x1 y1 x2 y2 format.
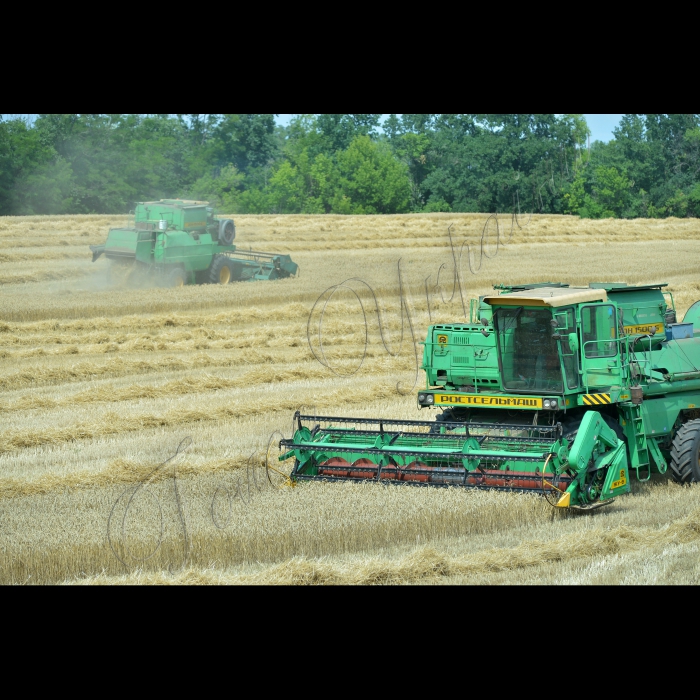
436 394 543 409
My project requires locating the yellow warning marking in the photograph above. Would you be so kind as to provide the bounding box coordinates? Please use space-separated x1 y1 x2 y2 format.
624 323 664 336
437 334 448 346
436 394 542 409
611 469 627 490
555 492 571 508
582 393 611 405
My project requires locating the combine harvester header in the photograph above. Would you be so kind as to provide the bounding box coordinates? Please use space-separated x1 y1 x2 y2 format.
281 282 700 511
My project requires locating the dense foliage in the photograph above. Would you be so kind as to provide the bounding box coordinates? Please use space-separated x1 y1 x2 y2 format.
2 114 699 218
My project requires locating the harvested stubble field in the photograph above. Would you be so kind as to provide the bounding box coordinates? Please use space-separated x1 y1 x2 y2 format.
2 211 700 585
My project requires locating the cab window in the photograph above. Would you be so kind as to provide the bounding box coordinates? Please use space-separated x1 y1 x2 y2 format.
581 305 617 358
555 307 579 390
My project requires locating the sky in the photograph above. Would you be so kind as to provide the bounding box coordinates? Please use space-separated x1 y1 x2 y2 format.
5 113 624 143
276 114 624 143
582 114 623 143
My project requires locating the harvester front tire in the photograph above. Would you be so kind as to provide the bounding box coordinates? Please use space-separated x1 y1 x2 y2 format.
670 419 700 484
209 255 232 285
168 267 186 288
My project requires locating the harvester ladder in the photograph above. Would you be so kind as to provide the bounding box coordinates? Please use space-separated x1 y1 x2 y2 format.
647 438 668 474
620 403 651 481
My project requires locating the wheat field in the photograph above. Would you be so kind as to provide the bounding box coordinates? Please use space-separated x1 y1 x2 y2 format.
2 211 700 585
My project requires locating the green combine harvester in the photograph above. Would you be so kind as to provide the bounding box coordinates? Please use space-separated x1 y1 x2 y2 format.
280 282 700 510
90 199 298 286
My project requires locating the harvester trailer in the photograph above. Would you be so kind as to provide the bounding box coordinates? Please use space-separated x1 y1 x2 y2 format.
279 282 700 510
90 199 298 286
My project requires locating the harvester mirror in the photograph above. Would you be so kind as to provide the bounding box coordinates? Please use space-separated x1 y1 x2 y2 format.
568 333 579 353
480 317 489 326
550 319 559 328
552 333 562 341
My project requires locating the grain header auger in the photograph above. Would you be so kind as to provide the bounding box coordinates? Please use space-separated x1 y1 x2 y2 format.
90 199 298 287
279 282 700 511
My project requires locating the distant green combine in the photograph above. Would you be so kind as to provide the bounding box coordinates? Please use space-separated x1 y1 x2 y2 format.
90 199 298 286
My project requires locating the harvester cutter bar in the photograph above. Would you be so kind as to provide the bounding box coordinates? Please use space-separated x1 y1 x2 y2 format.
291 473 560 494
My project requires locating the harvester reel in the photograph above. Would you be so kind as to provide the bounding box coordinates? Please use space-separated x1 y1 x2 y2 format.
218 219 236 246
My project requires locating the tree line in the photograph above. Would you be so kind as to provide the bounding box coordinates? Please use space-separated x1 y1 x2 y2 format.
1 114 699 219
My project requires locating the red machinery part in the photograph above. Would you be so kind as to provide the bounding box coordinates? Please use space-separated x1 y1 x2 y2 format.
318 458 571 490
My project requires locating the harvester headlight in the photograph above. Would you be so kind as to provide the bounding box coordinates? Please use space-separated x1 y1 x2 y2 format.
543 399 558 410
544 400 551 409
418 393 426 403
426 395 435 405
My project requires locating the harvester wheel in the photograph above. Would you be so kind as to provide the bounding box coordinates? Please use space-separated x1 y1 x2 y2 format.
209 255 232 285
670 419 700 484
167 267 186 288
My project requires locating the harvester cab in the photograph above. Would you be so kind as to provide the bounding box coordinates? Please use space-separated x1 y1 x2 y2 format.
90 199 298 286
281 282 700 511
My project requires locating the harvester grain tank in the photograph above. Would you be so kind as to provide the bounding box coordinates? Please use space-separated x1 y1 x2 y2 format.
90 199 298 286
280 282 700 510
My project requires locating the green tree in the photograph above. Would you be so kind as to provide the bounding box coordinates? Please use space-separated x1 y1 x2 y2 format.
282 114 383 161
333 136 411 214
256 136 411 215
0 116 74 214
188 164 245 213
313 114 382 153
385 114 436 209
591 165 631 216
212 114 278 173
420 114 584 214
